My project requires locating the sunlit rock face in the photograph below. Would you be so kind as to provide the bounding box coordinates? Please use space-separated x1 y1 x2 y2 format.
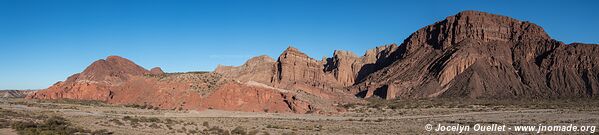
354 10 599 99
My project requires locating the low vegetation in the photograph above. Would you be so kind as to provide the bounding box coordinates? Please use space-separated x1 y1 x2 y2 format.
0 107 112 135
11 116 111 135
339 97 599 110
41 99 107 106
124 104 160 110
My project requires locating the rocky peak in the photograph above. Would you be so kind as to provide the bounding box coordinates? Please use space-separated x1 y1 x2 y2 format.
76 55 149 84
278 46 317 62
354 10 599 99
327 50 361 86
362 44 399 63
244 55 275 67
106 55 127 62
149 67 165 75
274 46 331 87
323 44 401 86
404 10 550 52
333 50 359 58
215 55 277 84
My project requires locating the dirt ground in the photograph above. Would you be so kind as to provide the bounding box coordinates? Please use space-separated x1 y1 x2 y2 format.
0 98 598 135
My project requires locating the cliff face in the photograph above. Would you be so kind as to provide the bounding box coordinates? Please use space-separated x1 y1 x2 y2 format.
220 11 599 100
273 47 336 89
214 45 396 96
354 11 599 99
326 44 400 86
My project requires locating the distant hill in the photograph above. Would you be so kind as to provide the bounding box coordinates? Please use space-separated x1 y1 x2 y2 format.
0 90 35 98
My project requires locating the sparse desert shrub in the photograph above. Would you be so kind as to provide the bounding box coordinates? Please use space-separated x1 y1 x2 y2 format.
50 99 106 106
124 104 143 109
248 130 259 135
188 129 199 134
122 116 137 123
11 116 94 135
91 129 113 135
0 119 9 128
164 118 173 123
202 121 210 127
207 126 230 135
231 126 247 135
282 132 297 135
148 123 160 128
109 119 124 126
143 117 161 123
339 103 358 109
266 124 285 129
183 122 194 126
0 109 30 119
124 104 161 110
166 124 173 130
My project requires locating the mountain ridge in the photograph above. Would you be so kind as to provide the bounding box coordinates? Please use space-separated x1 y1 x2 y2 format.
28 10 599 114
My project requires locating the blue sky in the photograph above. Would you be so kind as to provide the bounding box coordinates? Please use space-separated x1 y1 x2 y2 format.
1 0 598 89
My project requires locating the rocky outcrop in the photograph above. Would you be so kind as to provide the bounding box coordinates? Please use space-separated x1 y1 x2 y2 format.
77 55 151 85
270 45 399 89
325 44 400 86
325 50 365 87
354 10 599 99
28 56 153 100
216 47 369 107
214 55 276 84
28 56 326 114
216 44 398 96
201 82 313 113
149 67 165 76
273 47 337 89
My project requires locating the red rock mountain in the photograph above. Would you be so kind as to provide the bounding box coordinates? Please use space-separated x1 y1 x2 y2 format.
29 56 150 100
29 56 321 113
220 11 599 100
353 11 599 99
30 10 599 113
215 45 396 104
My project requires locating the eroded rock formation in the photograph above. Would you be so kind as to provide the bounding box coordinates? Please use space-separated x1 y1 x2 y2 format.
273 47 338 89
354 11 599 99
29 56 151 100
149 67 165 76
214 55 276 84
29 56 323 114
